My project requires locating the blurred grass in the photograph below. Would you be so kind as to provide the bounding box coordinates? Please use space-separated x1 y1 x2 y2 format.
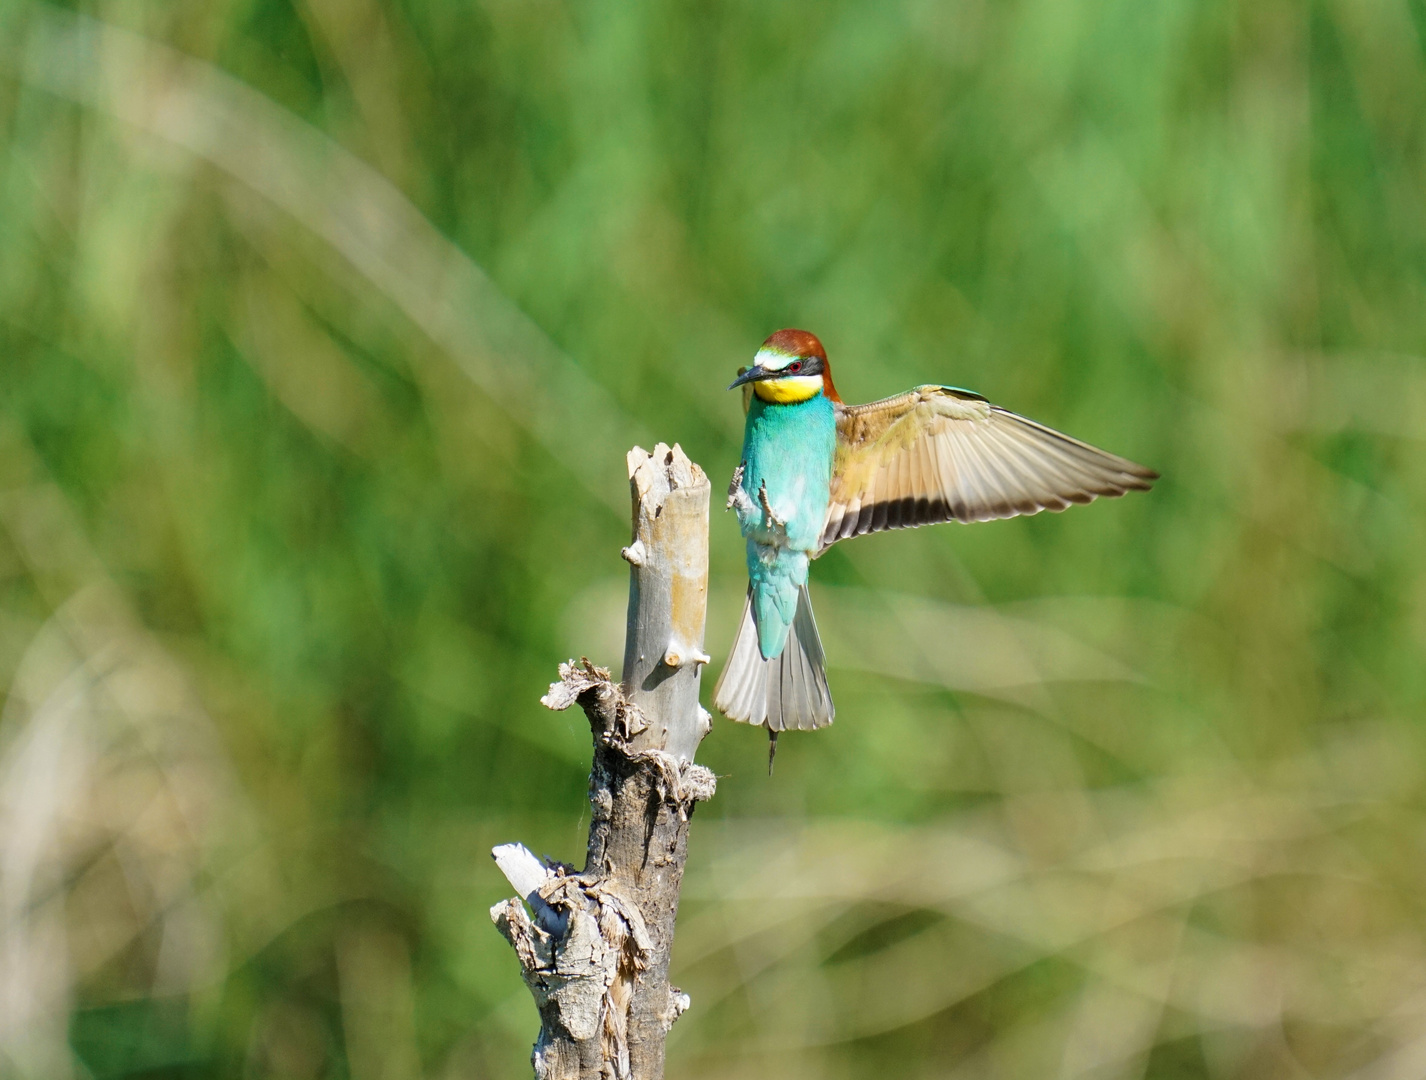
1 0 1425 1077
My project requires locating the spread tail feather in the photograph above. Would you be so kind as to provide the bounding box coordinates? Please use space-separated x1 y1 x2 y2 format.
713 584 834 732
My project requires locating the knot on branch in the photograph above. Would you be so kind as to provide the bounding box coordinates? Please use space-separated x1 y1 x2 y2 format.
625 750 717 818
543 660 717 809
492 874 651 1079
542 659 648 746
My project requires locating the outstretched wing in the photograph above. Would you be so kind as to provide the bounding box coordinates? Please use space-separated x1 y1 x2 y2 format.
821 385 1157 551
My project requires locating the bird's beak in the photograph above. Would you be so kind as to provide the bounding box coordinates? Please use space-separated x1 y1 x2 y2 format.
728 365 770 390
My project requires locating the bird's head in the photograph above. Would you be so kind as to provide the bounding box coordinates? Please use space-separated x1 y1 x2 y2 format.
729 329 842 405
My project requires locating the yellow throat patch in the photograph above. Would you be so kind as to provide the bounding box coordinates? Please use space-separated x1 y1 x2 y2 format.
753 374 823 404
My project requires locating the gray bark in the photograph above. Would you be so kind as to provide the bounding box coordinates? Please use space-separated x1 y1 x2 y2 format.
492 444 715 1080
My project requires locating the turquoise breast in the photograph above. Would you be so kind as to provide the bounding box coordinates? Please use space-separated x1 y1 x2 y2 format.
739 393 836 553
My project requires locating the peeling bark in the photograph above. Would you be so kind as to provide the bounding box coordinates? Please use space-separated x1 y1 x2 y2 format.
493 445 713 1080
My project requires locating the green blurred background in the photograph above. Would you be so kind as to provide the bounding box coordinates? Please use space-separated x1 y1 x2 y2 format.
1 1 1425 1077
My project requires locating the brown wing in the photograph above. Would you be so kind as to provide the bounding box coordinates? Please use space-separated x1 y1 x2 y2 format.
820 385 1158 551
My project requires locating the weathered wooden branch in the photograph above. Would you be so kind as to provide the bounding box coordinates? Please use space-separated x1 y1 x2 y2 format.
492 444 714 1080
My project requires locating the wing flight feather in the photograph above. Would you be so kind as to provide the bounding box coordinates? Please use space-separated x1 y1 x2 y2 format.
821 386 1157 551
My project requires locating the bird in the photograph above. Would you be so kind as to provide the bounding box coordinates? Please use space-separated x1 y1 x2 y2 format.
712 328 1158 767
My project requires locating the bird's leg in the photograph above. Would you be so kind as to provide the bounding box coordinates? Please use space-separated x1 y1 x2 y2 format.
724 462 747 510
757 480 786 531
727 462 743 503
767 730 778 775
725 462 754 514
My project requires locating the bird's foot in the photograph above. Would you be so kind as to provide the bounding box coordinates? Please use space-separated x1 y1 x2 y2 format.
727 463 760 519
726 463 747 511
758 480 786 530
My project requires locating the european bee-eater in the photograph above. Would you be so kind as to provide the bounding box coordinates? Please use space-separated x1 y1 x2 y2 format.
713 329 1157 757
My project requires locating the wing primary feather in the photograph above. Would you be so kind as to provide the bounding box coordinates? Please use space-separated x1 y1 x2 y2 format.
983 422 1066 514
997 432 1117 494
983 428 1073 510
996 409 1157 484
996 416 1144 499
980 424 1065 512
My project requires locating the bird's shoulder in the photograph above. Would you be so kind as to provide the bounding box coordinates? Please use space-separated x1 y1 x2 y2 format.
835 385 992 452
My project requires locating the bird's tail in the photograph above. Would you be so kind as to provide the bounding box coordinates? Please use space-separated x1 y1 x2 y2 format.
713 584 834 733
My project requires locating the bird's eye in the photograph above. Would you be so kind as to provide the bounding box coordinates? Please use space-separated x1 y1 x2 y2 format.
788 360 803 374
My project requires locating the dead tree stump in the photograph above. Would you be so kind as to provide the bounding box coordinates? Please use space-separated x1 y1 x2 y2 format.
492 444 714 1080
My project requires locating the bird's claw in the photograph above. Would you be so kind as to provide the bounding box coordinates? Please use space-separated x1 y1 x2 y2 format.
726 463 747 511
758 480 785 530
727 464 763 520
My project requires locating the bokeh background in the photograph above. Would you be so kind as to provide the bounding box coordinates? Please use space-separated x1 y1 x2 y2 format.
2 1 1425 1077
